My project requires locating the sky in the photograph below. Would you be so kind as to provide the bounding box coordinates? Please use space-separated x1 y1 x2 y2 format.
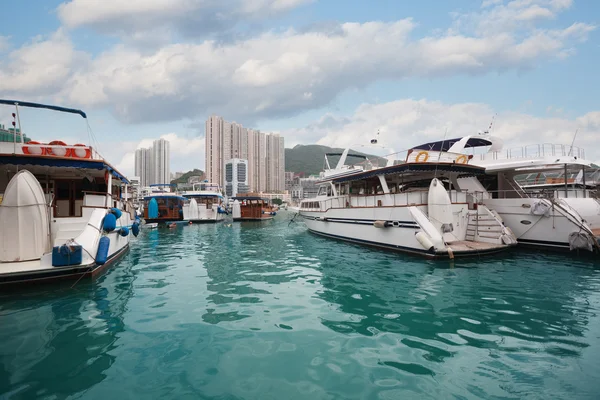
1 0 599 176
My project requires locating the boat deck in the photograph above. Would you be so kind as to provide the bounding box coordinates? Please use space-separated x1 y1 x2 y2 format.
0 260 49 274
447 241 507 254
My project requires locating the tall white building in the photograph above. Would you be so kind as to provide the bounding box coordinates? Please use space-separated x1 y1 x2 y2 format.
225 158 249 197
153 138 170 185
266 133 285 192
134 138 171 187
205 115 224 186
205 116 284 193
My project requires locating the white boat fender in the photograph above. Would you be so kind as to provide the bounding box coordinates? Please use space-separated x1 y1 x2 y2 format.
415 231 434 251
374 220 390 228
447 247 454 259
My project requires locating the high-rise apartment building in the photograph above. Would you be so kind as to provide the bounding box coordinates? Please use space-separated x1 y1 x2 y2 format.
266 133 285 192
205 115 224 186
134 138 171 187
153 138 170 185
205 116 284 193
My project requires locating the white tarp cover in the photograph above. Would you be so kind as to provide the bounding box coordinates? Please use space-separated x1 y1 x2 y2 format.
0 170 50 262
187 198 199 220
569 232 594 252
531 200 552 216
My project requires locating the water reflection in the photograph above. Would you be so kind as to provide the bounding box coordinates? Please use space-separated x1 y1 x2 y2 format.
0 255 136 398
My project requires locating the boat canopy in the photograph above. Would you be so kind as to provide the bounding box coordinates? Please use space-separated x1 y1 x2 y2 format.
0 99 87 119
232 196 267 201
143 194 187 201
0 154 130 183
330 162 486 184
412 136 494 152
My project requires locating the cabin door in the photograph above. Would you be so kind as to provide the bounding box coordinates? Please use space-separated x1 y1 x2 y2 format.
54 180 84 217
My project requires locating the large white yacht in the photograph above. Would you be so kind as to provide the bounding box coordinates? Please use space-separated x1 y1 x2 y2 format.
299 149 517 259
413 135 599 252
0 100 137 286
181 181 227 223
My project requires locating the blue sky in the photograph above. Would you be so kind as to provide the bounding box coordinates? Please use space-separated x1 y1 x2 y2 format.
1 0 599 175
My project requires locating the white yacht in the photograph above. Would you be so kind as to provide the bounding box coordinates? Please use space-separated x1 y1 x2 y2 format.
299 150 517 259
413 135 599 252
0 100 137 286
181 181 227 223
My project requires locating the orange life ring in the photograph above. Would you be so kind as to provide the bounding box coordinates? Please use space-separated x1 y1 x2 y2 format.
105 170 110 184
46 140 72 157
22 141 47 155
455 155 468 164
415 151 429 163
71 144 92 159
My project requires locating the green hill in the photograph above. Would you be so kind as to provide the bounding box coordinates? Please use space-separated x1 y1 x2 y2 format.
285 145 386 176
170 168 204 185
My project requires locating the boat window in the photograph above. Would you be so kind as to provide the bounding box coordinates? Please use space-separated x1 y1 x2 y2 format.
327 186 332 196
318 186 327 196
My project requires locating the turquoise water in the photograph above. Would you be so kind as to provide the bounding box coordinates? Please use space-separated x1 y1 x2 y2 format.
1 212 600 399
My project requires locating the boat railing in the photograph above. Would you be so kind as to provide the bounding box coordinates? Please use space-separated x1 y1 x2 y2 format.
470 187 597 201
476 143 585 161
303 189 471 211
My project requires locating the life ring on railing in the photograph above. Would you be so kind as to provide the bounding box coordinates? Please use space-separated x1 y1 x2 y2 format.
415 151 429 163
22 141 47 155
455 155 468 164
46 140 72 157
71 144 92 159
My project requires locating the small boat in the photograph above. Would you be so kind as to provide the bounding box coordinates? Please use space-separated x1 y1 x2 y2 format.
143 222 158 229
181 181 227 223
143 185 186 224
0 100 137 286
231 194 277 221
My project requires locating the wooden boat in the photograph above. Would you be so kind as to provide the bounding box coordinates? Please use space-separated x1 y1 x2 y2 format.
231 193 277 221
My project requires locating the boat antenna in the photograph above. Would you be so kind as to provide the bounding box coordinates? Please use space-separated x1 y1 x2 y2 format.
485 114 497 134
568 128 579 157
434 127 449 179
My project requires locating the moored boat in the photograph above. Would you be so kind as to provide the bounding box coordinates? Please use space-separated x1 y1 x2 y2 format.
143 185 186 224
182 181 227 223
231 194 277 221
0 100 138 286
299 149 517 259
417 134 600 253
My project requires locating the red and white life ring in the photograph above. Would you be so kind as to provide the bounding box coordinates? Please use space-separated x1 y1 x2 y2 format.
22 141 47 155
71 143 92 159
46 140 72 157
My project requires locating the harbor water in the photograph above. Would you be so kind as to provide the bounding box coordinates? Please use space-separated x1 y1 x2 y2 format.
1 213 599 399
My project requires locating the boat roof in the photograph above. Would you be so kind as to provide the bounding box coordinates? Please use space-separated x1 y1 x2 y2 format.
0 154 129 183
232 196 268 201
144 193 187 201
476 156 599 173
183 192 224 197
330 162 486 184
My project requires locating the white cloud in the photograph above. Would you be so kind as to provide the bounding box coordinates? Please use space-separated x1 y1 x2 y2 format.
57 0 313 44
55 16 595 124
0 30 88 96
0 1 594 126
113 133 204 177
0 36 9 52
284 99 600 161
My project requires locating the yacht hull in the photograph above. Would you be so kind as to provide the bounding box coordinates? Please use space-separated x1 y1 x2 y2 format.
483 198 598 252
301 209 510 259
